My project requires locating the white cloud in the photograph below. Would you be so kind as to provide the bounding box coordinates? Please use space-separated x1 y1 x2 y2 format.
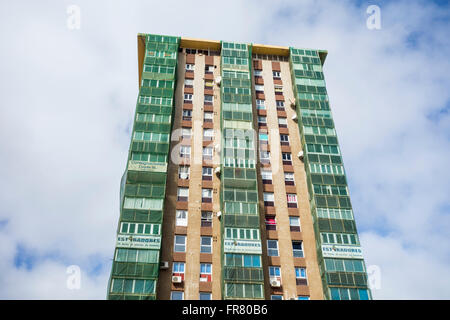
0 0 449 299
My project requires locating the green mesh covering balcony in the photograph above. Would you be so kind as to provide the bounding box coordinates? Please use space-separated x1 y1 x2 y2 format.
289 47 371 300
220 41 265 300
107 34 179 300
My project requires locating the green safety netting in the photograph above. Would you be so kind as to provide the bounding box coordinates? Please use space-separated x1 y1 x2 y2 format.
107 34 180 300
289 47 371 299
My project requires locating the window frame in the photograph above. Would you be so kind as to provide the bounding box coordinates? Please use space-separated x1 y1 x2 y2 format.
177 187 189 202
200 236 212 254
204 95 214 105
170 291 184 300
289 216 301 232
265 215 276 231
295 267 308 285
287 193 298 208
201 211 213 227
184 93 193 103
175 210 188 227
174 235 187 252
202 188 213 203
292 240 304 258
263 192 275 206
202 166 213 181
267 239 279 257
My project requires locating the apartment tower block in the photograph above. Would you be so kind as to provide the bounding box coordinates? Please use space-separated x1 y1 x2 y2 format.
106 33 372 301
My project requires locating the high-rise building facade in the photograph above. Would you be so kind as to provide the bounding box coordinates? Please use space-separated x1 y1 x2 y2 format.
106 33 372 301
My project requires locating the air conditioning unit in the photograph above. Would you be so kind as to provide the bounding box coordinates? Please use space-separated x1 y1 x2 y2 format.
270 278 281 288
214 76 222 85
214 166 221 175
297 151 304 160
216 211 222 218
214 144 221 151
160 261 169 270
292 114 298 122
172 276 182 283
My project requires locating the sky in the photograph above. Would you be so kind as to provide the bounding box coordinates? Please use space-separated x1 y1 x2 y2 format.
0 0 449 299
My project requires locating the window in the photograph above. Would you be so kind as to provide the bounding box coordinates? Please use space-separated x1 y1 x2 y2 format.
273 71 281 79
265 215 276 230
205 65 214 73
278 117 287 127
263 192 274 206
201 211 213 227
321 233 360 245
185 64 194 71
284 172 295 185
133 131 169 142
181 127 192 139
115 248 159 263
225 254 261 268
295 267 307 285
292 241 304 258
176 210 188 227
261 170 272 184
269 266 281 280
184 93 193 103
254 70 262 77
282 152 292 165
174 235 186 252
267 240 279 256
110 278 155 294
225 228 260 240
256 99 265 110
182 109 192 121
255 84 264 93
173 262 185 280
202 167 213 181
258 116 267 125
200 263 212 282
200 292 212 300
200 236 212 254
177 187 189 201
180 146 191 158
171 291 184 300
141 79 175 89
123 197 163 210
287 194 298 208
184 79 193 87
289 216 301 232
204 111 213 123
178 166 189 180
202 147 213 161
330 288 370 300
259 132 269 144
324 258 365 273
271 295 283 300
276 100 285 110
204 95 213 105
119 223 160 236
202 188 212 203
274 85 283 95
204 79 214 89
203 128 214 141
280 134 289 145
260 151 270 164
